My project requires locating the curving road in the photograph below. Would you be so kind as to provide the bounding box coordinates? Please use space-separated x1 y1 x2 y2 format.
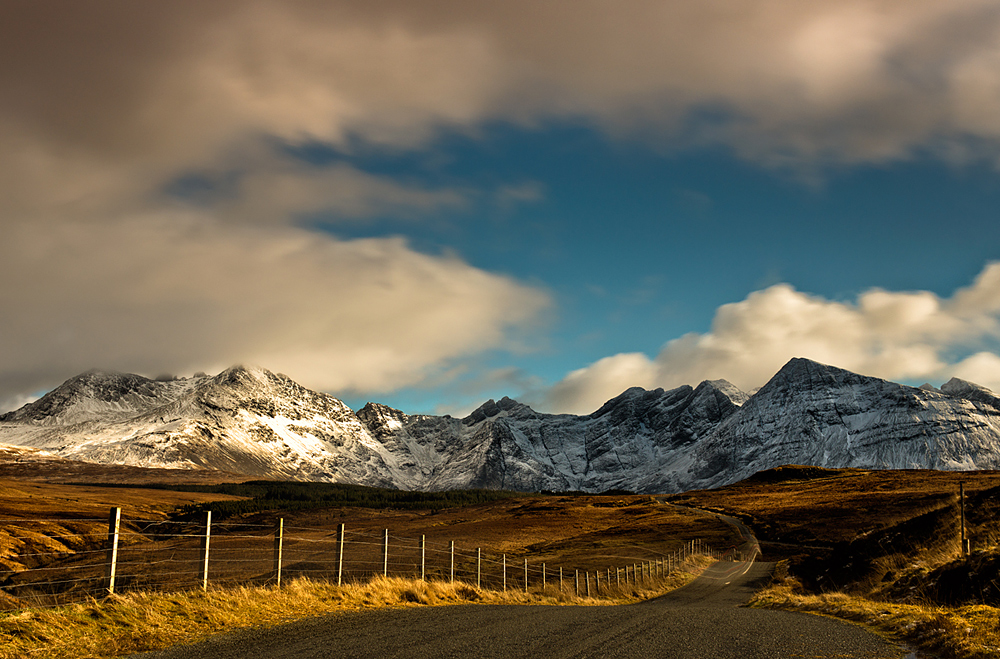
130 561 908 659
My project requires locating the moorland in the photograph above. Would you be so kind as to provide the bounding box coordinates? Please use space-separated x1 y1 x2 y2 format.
3 455 1000 658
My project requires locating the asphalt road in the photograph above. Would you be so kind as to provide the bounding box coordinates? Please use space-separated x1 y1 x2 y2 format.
130 561 908 659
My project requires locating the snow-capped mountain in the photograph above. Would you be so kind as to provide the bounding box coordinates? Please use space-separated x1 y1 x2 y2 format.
2 358 1000 492
677 358 1000 490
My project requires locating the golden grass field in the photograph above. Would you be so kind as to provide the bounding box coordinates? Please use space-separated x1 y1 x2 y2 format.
670 465 1000 659
4 459 1000 658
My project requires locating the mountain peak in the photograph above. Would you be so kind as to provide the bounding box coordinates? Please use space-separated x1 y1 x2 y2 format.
357 401 409 432
1 369 170 424
463 395 531 425
590 386 669 419
765 357 869 390
694 379 749 407
940 377 1000 410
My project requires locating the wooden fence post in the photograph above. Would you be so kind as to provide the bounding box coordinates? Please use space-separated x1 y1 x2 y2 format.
559 566 563 591
960 482 969 556
199 510 212 591
524 558 528 593
595 570 601 593
450 540 455 583
503 554 507 592
477 548 481 588
542 563 546 590
104 507 121 595
273 518 283 587
420 535 426 581
575 569 579 596
586 572 591 597
383 529 389 577
336 523 345 586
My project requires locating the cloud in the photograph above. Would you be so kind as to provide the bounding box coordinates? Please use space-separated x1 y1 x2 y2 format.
4 1 1000 410
0 210 549 403
200 160 469 225
4 1 1000 192
0 394 41 416
544 262 1000 414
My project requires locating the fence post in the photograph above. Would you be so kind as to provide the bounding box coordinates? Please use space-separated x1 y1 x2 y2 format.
383 529 389 577
199 510 212 591
595 570 601 593
336 523 345 586
559 566 563 591
575 569 579 596
586 572 591 597
524 558 528 593
104 507 121 595
273 518 283 587
616 567 620 587
503 554 507 592
477 548 481 588
421 535 426 581
450 540 455 583
542 563 546 590
960 482 969 556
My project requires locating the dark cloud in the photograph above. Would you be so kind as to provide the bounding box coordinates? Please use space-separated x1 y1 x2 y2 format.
3 0 1000 405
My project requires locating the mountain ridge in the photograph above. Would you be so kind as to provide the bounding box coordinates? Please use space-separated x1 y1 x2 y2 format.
2 358 1000 493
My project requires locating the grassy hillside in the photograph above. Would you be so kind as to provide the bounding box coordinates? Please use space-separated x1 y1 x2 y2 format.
670 466 1000 658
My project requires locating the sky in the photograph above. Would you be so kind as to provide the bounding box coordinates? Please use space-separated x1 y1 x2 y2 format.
3 1 1000 416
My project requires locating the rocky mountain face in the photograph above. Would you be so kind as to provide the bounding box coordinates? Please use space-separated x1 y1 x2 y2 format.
676 358 1000 491
2 358 1000 493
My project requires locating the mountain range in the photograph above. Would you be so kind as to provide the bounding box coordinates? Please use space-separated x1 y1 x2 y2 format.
2 358 1000 493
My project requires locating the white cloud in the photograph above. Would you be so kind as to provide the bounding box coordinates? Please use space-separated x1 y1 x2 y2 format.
544 262 1000 414
951 352 1000 389
0 211 549 402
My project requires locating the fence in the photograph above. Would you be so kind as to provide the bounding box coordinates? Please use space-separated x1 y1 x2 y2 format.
1 507 736 611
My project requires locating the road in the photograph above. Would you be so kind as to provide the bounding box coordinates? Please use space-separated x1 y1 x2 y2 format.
130 561 908 659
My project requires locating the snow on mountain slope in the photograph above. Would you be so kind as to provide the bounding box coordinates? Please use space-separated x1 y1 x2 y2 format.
2 359 1000 493
679 358 1000 491
0 366 404 486
356 381 748 492
0 370 205 425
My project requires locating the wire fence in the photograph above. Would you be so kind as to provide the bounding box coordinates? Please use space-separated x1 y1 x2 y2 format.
1 507 741 611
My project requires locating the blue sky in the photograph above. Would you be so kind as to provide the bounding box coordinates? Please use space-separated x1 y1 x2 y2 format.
306 123 1000 413
3 1 1000 416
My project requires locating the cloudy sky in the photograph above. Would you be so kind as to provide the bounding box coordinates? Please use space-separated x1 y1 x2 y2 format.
3 0 1000 416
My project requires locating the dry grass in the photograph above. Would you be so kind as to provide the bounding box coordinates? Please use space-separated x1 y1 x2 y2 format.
668 467 1000 556
670 468 1000 659
750 561 1000 659
1 490 740 609
0 557 712 659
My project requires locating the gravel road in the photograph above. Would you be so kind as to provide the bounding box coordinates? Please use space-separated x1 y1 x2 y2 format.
130 560 908 659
